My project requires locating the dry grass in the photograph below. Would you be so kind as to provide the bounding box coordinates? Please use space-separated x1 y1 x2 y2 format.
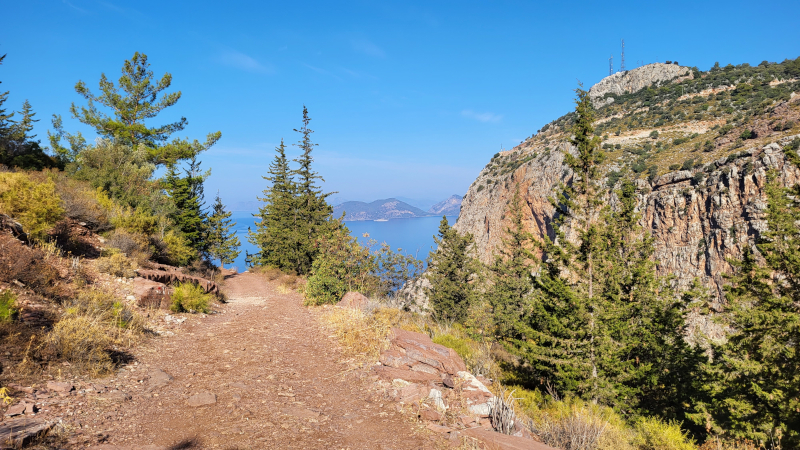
40 288 145 375
0 234 64 300
698 438 762 450
96 252 137 278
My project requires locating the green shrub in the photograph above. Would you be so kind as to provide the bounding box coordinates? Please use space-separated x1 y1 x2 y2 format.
159 230 196 267
170 282 212 313
0 290 17 322
739 129 757 140
669 163 681 171
633 416 696 450
304 256 348 305
96 252 137 278
0 172 64 240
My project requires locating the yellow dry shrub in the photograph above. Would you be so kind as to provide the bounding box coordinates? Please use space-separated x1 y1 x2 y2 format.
45 316 115 375
322 306 398 364
0 172 64 240
96 252 137 278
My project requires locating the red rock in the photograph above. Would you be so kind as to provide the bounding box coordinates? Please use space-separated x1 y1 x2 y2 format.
461 427 556 450
136 269 219 295
3 403 25 417
338 291 369 309
46 381 73 392
460 415 477 426
397 383 428 404
410 363 440 374
133 278 172 309
390 328 467 375
373 366 441 383
186 391 216 407
420 409 442 421
379 349 413 369
426 423 453 433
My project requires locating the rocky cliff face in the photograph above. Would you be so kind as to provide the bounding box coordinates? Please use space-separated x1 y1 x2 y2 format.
454 136 800 300
589 63 693 108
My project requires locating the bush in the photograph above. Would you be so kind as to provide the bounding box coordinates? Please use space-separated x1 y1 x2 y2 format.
0 234 62 299
633 417 696 450
0 172 64 240
0 290 17 322
96 252 137 278
170 282 212 313
44 316 114 374
650 130 659 139
157 230 196 267
105 229 150 257
669 164 681 171
739 129 757 140
50 173 109 230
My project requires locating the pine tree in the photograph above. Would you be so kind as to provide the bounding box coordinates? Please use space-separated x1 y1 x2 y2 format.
520 87 694 412
0 54 13 153
248 140 301 271
693 161 800 447
425 216 480 322
206 192 241 268
291 106 335 274
50 52 221 165
488 188 536 341
163 156 208 257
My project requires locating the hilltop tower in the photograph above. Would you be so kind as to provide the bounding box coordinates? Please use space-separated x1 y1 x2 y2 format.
620 39 626 72
609 56 613 76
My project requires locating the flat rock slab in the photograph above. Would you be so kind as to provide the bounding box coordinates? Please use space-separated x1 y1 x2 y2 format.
186 392 216 407
3 403 25 417
462 427 557 450
46 381 73 392
0 417 53 447
147 369 173 391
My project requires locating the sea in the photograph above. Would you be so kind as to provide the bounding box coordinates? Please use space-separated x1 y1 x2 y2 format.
228 214 458 272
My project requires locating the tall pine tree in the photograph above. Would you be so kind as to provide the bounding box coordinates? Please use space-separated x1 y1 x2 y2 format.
164 155 209 257
521 87 693 413
291 106 335 275
692 150 800 447
248 139 301 271
488 188 536 341
206 192 241 269
425 216 481 322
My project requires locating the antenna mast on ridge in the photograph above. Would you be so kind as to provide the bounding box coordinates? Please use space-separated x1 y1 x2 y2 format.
620 39 626 72
609 56 613 76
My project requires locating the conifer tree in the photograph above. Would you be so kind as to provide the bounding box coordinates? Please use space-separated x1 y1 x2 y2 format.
206 192 241 269
248 140 301 271
521 87 693 412
488 188 536 340
0 54 11 145
50 52 221 165
693 159 800 447
164 156 209 256
291 106 335 274
425 216 480 322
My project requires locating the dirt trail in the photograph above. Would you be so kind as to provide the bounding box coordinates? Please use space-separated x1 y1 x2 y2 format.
80 272 439 449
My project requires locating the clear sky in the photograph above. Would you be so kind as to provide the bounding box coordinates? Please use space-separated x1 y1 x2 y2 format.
3 0 799 208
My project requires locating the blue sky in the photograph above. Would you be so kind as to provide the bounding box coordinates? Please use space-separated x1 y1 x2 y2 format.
3 0 799 209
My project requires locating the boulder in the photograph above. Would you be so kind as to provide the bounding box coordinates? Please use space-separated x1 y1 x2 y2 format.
390 328 467 376
338 291 369 309
133 278 172 309
374 366 441 384
0 418 53 447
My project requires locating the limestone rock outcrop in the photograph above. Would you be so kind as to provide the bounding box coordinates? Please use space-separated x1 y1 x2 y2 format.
589 62 693 108
454 136 800 303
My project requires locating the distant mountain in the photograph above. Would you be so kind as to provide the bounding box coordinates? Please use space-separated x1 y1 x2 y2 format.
333 198 432 221
427 195 462 216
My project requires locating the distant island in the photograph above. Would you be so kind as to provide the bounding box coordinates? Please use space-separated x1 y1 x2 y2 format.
333 195 462 221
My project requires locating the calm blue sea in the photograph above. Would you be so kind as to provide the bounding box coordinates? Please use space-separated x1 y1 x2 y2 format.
228 215 457 272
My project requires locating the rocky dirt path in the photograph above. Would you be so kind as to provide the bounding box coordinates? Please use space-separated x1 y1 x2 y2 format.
78 272 441 449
